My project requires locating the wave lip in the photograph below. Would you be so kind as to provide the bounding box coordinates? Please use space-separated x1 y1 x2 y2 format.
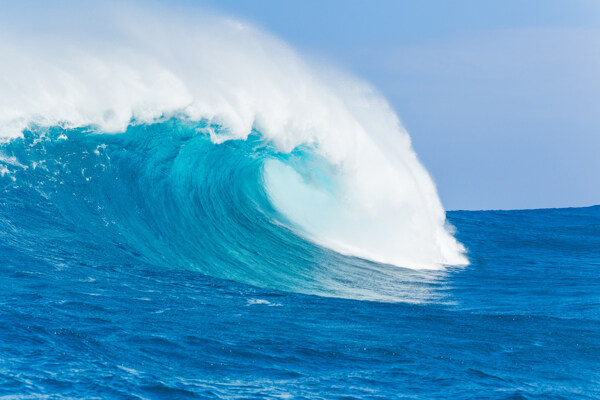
0 1 467 271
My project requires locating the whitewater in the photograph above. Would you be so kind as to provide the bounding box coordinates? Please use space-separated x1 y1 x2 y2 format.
1 2 599 399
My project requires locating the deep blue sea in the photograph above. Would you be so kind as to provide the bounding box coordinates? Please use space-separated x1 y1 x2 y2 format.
1 123 599 399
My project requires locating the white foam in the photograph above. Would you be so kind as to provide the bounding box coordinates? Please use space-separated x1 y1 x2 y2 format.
0 1 468 268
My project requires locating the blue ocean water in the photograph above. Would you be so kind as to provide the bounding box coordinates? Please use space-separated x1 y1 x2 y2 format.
1 123 599 399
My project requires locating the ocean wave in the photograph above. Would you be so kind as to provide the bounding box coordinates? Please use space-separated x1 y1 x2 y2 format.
0 2 466 294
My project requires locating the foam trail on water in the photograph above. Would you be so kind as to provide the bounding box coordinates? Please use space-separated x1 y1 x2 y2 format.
0 1 467 269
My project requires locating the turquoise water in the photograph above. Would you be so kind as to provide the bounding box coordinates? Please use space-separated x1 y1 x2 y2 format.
1 123 598 399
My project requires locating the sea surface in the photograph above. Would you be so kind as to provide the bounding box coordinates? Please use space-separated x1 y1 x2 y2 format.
1 125 599 399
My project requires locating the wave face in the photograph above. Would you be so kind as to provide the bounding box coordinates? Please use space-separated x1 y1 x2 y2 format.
0 122 450 301
0 2 466 297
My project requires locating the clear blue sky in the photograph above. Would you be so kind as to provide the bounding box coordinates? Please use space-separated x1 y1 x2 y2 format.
190 0 600 210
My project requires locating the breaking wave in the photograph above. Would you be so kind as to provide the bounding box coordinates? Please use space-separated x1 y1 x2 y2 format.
0 1 467 299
